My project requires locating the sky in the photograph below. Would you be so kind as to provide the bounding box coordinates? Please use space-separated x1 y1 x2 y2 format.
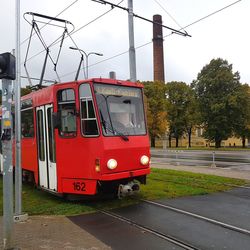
0 0 249 87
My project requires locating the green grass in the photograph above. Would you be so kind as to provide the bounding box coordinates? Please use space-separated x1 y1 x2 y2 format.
0 169 248 216
139 168 247 200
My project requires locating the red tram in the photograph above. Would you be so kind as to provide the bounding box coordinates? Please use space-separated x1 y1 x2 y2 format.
1 78 150 198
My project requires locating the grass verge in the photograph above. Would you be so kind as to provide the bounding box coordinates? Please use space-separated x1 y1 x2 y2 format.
0 169 248 216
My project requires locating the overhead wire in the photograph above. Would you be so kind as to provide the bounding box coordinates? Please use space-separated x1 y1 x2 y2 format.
152 0 183 30
23 0 124 64
61 0 125 79
59 0 243 80
20 0 79 46
21 0 124 83
60 49 129 79
91 0 190 37
179 0 242 31
71 0 124 36
22 0 242 81
23 11 76 86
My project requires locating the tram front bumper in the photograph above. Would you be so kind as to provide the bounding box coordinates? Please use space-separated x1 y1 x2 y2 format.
60 168 150 195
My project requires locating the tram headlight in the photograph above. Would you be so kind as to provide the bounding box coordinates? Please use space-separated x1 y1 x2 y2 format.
107 159 118 170
140 155 149 166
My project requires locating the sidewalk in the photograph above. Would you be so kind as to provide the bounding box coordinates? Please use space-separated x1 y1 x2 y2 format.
152 162 250 181
0 216 111 250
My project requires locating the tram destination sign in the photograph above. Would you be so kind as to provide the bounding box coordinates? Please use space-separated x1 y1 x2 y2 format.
95 84 140 98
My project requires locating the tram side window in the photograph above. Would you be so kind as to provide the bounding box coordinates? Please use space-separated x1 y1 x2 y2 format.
57 89 77 137
37 110 45 161
47 107 56 162
79 84 99 136
21 108 34 138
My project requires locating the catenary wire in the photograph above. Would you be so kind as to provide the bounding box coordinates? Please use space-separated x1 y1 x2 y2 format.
180 0 241 31
59 0 242 80
22 0 242 81
21 0 124 83
71 0 124 36
91 0 190 37
152 0 183 30
20 0 79 46
23 0 124 64
60 48 128 79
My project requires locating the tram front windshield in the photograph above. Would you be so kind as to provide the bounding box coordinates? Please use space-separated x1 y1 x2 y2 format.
94 84 146 137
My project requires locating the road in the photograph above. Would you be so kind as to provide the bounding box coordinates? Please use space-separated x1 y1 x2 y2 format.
151 148 250 169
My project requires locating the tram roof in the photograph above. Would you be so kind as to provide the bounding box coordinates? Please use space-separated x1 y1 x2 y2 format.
20 78 144 107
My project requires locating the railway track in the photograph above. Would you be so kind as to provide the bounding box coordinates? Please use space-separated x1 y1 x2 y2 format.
100 195 250 249
142 199 250 236
101 209 201 250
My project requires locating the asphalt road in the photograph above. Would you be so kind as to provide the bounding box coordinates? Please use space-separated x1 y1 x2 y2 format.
151 149 250 169
69 187 250 250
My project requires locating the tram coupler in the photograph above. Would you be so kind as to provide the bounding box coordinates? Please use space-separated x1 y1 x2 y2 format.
118 181 140 199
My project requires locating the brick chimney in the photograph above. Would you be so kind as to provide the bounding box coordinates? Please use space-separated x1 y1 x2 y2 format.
153 14 165 82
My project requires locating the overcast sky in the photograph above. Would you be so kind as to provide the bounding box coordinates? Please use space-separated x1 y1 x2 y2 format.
1 0 249 87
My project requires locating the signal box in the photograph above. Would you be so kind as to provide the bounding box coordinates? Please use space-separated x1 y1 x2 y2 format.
0 53 16 80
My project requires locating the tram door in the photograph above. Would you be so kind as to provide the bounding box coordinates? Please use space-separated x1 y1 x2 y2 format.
36 104 57 191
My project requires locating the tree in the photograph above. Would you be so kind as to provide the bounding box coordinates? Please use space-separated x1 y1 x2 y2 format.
21 86 32 96
183 88 200 148
232 84 250 147
143 81 168 147
166 81 198 147
192 58 241 148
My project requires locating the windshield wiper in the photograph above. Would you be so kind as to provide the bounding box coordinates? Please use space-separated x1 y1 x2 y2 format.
100 111 107 134
100 111 129 141
98 94 129 141
105 121 129 141
113 128 129 141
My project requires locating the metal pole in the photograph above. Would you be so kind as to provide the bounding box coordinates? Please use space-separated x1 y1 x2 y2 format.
175 150 180 166
211 151 216 168
86 54 89 79
128 0 137 82
15 0 23 218
2 79 14 249
39 49 49 86
86 53 103 79
80 50 87 79
75 54 83 81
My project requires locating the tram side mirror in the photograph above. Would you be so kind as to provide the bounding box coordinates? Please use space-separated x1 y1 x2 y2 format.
52 112 61 129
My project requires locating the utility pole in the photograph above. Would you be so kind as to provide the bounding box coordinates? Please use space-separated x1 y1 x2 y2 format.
0 52 16 249
92 0 190 82
128 0 137 82
14 0 25 221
